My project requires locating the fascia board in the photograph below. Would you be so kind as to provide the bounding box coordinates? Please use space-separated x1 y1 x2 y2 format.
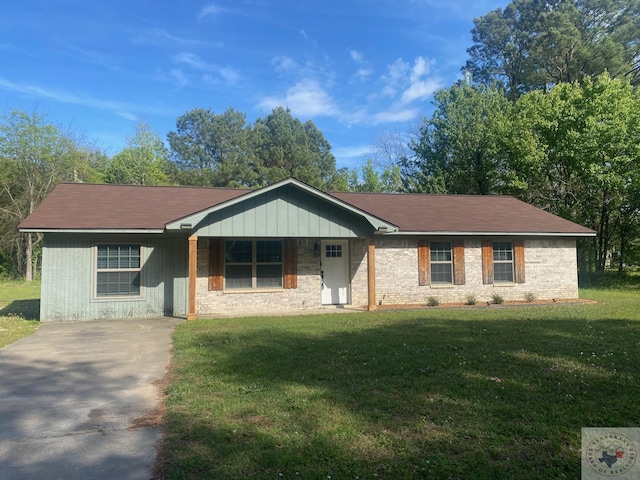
383 231 596 237
19 228 165 234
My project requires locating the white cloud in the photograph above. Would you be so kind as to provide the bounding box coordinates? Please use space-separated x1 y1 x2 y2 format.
350 50 365 64
352 68 374 82
219 66 241 85
173 52 210 71
0 76 171 118
116 111 138 121
378 56 442 105
131 28 218 48
372 107 421 124
333 144 371 159
198 4 219 20
166 69 189 89
257 80 339 117
399 78 441 105
173 52 240 85
410 56 430 82
272 55 299 75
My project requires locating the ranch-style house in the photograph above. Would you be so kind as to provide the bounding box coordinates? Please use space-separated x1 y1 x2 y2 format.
19 178 595 322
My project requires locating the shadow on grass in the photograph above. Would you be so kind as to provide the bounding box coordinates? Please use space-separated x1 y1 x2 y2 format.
0 299 40 321
162 312 640 479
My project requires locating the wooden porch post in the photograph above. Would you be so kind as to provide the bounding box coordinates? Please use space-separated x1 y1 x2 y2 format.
187 235 198 320
367 236 376 311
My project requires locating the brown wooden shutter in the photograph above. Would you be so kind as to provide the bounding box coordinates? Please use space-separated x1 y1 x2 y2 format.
453 240 465 285
208 238 224 291
481 240 494 285
418 240 430 286
283 239 298 289
514 240 525 284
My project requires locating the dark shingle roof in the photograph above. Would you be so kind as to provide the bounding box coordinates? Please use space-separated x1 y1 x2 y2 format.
18 183 250 230
330 191 594 234
19 181 595 235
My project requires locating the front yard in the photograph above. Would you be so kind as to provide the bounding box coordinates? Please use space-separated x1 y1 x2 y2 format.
156 288 640 479
0 280 39 348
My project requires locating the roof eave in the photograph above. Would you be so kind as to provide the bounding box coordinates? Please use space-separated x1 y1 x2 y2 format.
18 228 166 234
383 231 596 237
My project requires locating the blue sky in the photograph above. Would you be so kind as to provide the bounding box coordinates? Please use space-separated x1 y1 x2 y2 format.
0 0 509 170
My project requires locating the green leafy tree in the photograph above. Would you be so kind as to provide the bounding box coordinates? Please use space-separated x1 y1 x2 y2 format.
0 109 102 279
405 81 515 194
104 120 172 185
348 159 403 193
167 107 256 187
465 0 640 98
250 107 341 190
512 74 640 270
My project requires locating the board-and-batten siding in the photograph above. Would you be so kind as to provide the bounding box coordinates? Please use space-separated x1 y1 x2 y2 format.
194 185 373 238
40 234 188 322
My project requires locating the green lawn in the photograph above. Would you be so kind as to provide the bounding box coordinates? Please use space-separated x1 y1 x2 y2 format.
158 289 640 479
0 279 40 348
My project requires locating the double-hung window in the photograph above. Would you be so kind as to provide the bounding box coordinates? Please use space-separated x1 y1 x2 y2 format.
225 240 283 289
493 242 514 283
418 240 465 286
430 241 453 284
96 244 141 297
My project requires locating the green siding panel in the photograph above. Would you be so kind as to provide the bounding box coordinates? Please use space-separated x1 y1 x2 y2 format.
40 234 188 322
195 184 373 238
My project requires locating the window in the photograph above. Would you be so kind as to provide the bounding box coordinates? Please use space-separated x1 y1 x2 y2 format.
225 240 283 289
325 244 342 258
430 241 452 284
96 244 141 297
493 241 514 283
418 240 465 286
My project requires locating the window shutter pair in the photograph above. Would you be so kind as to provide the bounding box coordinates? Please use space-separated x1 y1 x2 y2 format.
418 240 465 286
481 240 525 284
208 238 298 290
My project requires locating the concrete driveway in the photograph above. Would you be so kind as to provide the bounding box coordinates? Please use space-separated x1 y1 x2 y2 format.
0 317 181 480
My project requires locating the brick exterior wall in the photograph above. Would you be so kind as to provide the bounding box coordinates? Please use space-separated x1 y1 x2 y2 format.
196 238 323 316
195 236 579 316
369 237 579 306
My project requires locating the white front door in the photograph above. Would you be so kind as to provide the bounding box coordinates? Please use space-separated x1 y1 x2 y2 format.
321 240 349 305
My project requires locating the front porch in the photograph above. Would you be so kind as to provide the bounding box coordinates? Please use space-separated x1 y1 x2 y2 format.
186 236 378 319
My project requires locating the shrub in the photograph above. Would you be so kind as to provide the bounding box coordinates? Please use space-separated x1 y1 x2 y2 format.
427 296 439 307
491 294 504 305
465 294 477 305
524 292 536 303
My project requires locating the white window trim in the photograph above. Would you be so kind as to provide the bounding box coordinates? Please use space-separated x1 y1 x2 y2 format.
493 241 515 284
93 243 144 300
430 241 453 285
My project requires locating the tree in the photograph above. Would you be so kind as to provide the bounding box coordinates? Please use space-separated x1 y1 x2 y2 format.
104 120 172 185
167 107 256 187
250 107 341 190
509 74 640 270
405 81 515 194
465 0 640 98
348 159 403 193
0 109 101 280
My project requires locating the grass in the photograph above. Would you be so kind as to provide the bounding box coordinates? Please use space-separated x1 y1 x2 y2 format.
157 288 640 479
0 279 40 348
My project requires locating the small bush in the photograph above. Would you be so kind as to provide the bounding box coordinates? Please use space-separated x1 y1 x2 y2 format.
427 296 439 307
465 294 477 305
491 294 504 305
524 292 536 303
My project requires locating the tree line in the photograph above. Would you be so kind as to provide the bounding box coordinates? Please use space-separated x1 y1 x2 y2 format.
1 0 639 279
